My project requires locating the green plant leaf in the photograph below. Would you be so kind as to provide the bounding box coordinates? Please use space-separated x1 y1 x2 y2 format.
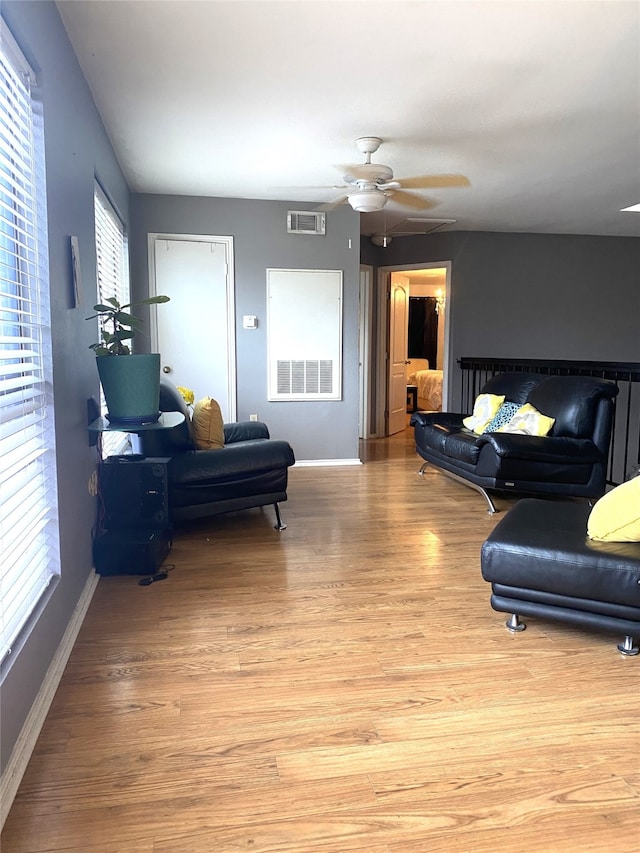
87 294 169 354
134 295 171 306
114 311 141 328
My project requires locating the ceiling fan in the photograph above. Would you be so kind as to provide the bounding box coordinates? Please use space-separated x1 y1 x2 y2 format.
322 137 469 213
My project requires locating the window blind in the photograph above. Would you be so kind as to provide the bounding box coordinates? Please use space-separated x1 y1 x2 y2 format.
93 183 130 457
0 19 60 665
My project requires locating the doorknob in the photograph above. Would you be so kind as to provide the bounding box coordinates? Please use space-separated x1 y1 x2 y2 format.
162 365 172 374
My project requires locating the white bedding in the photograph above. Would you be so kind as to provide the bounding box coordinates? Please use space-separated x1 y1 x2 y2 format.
408 369 443 411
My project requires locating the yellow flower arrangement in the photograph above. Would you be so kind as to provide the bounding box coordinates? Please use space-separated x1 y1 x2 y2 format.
177 386 194 406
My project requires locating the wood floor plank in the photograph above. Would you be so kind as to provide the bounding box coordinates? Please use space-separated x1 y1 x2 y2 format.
2 429 638 853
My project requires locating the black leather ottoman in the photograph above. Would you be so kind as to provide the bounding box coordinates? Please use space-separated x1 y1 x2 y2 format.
481 498 640 655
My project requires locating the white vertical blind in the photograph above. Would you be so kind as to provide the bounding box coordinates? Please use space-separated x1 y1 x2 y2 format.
94 183 129 312
93 183 130 457
0 19 60 664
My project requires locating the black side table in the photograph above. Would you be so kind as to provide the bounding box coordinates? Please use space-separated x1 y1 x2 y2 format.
88 413 185 576
88 410 185 436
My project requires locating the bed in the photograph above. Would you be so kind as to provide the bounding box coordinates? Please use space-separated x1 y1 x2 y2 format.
406 358 443 412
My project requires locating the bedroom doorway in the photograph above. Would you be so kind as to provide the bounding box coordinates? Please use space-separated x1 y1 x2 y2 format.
375 261 451 436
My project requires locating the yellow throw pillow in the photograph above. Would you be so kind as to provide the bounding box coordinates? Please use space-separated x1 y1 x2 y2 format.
192 396 225 450
463 393 505 435
587 476 640 542
496 403 555 437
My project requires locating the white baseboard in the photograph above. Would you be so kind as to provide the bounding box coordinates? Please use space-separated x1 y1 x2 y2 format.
0 570 100 829
294 458 362 467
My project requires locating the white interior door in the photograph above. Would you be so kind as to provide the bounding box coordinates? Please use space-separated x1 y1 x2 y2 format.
388 274 409 435
150 235 236 421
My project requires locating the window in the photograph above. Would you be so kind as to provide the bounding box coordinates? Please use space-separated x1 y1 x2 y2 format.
0 19 60 665
93 182 130 457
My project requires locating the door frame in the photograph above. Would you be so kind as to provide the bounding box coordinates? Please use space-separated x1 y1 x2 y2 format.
358 265 374 438
375 260 452 436
147 233 236 421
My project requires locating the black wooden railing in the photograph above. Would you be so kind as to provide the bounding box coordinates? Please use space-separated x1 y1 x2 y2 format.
459 357 640 487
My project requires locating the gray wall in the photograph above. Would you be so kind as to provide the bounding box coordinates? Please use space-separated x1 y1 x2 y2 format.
362 231 640 408
130 195 362 461
1 2 129 775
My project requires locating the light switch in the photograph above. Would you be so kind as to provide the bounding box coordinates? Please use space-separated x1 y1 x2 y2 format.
242 315 258 329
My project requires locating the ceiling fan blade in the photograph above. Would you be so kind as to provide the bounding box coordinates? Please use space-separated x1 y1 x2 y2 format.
272 184 347 191
317 195 349 211
388 189 437 211
395 174 470 190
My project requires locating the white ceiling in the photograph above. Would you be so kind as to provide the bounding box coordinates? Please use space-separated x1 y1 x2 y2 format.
56 0 640 239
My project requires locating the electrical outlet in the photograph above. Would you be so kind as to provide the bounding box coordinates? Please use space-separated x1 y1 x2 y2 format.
249 414 258 421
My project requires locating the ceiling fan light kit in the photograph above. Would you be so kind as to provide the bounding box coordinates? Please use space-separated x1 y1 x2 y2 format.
348 188 388 213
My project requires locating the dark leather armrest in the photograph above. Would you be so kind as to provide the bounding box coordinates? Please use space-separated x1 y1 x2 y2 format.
410 411 466 429
224 421 270 443
477 433 601 462
169 439 295 485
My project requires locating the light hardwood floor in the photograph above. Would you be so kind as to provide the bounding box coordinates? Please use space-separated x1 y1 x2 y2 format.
2 428 639 852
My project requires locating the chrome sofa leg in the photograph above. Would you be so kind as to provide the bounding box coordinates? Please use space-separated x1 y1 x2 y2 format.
617 636 639 656
273 502 287 531
506 613 526 633
416 460 497 513
477 486 498 515
437 467 498 513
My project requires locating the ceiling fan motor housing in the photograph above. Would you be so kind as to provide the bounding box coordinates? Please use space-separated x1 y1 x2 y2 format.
343 163 394 185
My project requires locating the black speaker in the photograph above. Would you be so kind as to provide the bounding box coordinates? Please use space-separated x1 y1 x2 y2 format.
101 456 170 528
93 527 172 576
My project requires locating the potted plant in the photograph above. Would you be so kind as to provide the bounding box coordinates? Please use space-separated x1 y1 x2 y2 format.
87 294 170 425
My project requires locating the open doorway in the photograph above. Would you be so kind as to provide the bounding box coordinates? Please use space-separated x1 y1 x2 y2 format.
375 261 452 436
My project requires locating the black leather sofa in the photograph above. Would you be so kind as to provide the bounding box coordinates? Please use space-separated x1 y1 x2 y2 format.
410 372 618 512
138 381 295 528
481 498 640 655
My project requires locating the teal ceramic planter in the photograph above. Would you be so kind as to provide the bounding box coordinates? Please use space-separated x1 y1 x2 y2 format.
96 353 161 425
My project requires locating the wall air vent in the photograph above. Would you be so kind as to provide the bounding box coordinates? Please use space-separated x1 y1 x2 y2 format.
287 211 326 235
277 360 334 396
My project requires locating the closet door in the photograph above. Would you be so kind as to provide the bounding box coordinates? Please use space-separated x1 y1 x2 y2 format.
150 235 236 420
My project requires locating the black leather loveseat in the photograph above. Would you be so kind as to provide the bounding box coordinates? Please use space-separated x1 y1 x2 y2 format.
138 381 295 528
410 372 618 512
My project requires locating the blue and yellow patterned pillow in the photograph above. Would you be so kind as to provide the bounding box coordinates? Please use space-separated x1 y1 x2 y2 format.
496 403 555 437
482 401 521 433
